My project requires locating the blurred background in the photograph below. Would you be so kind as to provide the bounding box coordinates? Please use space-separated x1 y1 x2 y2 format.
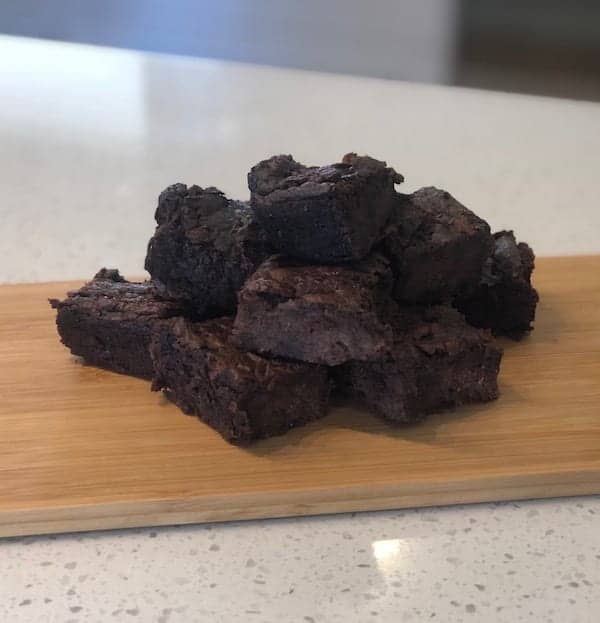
2 0 599 102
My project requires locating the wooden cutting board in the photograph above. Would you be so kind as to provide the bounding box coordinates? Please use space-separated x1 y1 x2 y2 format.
1 256 599 538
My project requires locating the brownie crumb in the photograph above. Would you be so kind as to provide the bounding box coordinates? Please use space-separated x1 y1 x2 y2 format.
50 270 183 379
383 187 493 304
249 153 403 263
150 317 331 444
145 184 271 318
455 230 539 339
232 253 395 365
339 306 502 423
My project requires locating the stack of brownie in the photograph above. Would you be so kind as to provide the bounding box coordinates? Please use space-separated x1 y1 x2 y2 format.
51 153 538 445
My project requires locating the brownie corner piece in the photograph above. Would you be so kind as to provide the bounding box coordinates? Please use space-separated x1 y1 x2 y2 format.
150 317 331 445
50 269 182 379
144 184 271 317
232 253 395 365
456 230 539 339
341 306 502 424
383 187 493 303
248 153 403 263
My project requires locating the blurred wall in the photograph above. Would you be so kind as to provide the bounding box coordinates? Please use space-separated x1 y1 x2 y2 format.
463 0 600 47
0 0 458 83
458 0 600 101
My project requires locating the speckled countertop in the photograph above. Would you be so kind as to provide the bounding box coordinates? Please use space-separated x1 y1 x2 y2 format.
3 501 600 622
2 36 600 623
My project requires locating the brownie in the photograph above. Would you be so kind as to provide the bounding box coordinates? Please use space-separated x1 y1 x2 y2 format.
340 306 502 424
455 230 539 339
144 184 272 317
382 187 493 304
248 153 404 263
232 253 395 365
49 268 183 379
150 317 331 444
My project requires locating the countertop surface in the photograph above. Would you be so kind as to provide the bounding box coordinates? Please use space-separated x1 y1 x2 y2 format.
2 35 600 622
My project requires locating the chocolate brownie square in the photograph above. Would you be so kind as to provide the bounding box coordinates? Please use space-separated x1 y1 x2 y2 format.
340 306 502 424
232 253 395 365
383 187 493 304
150 317 331 445
49 268 183 379
455 230 539 339
248 153 403 263
144 184 271 317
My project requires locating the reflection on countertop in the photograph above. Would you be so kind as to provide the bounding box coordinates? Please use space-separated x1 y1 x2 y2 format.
2 499 600 622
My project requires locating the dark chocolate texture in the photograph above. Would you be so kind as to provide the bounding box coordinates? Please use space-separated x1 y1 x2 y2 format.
150 317 331 444
248 153 403 263
50 268 182 379
383 187 493 304
455 230 538 339
340 306 502 424
232 253 395 365
145 184 271 317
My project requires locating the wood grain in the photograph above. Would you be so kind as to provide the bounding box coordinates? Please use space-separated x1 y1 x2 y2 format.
1 256 599 537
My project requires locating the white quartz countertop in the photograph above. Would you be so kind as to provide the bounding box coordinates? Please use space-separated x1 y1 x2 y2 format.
2 36 600 622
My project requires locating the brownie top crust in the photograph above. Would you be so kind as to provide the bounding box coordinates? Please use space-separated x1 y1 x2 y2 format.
248 153 403 199
50 269 180 321
239 253 392 313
